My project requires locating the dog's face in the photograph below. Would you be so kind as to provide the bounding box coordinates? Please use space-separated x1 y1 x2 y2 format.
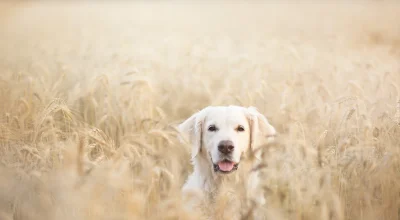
178 106 276 175
203 107 250 173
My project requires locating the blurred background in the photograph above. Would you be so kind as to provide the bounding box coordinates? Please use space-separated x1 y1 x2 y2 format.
0 1 399 220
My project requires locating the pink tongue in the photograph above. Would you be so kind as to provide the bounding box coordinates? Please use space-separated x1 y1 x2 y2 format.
218 161 235 172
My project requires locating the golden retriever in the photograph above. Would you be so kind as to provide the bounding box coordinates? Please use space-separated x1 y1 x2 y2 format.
178 105 276 217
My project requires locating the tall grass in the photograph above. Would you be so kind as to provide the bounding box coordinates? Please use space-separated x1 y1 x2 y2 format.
0 1 399 220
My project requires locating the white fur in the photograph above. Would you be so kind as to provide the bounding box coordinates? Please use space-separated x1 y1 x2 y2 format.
178 105 276 214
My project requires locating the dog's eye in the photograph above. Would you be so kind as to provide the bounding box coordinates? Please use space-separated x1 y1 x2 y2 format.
208 125 217 132
236 125 245 132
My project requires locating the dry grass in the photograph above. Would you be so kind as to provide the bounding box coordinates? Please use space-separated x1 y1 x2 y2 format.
0 1 400 220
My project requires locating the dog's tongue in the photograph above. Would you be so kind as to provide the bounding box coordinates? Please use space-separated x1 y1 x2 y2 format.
218 161 235 172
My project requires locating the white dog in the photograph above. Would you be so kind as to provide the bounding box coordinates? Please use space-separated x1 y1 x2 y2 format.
178 105 276 216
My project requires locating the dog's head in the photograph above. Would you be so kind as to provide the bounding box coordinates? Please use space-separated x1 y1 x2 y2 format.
178 106 276 174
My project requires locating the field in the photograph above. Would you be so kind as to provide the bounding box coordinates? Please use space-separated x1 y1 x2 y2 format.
0 1 400 220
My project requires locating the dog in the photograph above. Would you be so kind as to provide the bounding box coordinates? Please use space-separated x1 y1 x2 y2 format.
178 105 276 217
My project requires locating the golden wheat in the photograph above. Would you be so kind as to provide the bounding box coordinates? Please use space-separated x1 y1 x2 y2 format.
0 1 399 220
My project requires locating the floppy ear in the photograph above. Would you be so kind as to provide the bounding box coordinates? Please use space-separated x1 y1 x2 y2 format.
246 106 276 153
178 109 206 160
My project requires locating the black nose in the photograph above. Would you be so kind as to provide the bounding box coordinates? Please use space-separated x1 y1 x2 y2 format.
218 140 234 154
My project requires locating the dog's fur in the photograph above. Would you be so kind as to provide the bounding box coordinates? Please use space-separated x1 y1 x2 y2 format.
178 106 276 216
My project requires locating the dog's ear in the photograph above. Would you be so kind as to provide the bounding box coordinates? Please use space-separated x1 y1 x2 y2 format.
246 106 276 154
178 108 208 160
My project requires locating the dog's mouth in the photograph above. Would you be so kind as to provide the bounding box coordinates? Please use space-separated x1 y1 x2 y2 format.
213 159 239 174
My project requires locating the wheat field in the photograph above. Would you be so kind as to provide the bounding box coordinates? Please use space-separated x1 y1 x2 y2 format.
0 1 399 220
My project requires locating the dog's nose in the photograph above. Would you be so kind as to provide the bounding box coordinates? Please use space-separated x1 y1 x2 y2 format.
218 140 234 154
